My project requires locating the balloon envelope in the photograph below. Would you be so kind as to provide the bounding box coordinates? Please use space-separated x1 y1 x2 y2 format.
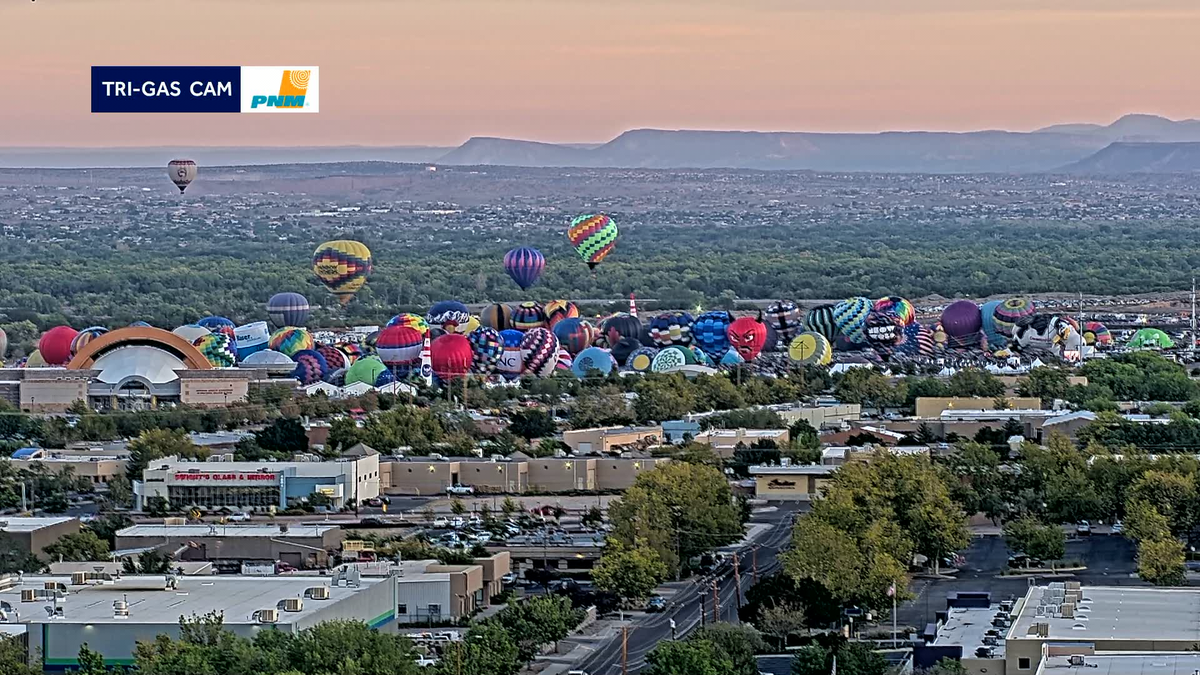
503 247 545 291
312 240 372 305
167 159 197 193
431 334 473 380
267 293 310 327
567 214 618 269
39 326 78 365
727 316 768 361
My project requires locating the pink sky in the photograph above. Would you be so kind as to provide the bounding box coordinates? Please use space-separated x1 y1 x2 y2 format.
2 0 1199 146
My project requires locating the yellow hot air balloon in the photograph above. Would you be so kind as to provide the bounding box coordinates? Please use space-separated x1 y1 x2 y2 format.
312 240 372 305
167 159 197 193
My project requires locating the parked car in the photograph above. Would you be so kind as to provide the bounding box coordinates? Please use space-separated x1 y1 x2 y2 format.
414 656 438 667
433 516 450 528
446 485 474 495
1111 520 1124 534
1076 520 1091 535
646 596 666 613
450 516 465 529
501 572 517 585
275 561 297 573
365 497 384 508
360 517 386 527
228 512 251 522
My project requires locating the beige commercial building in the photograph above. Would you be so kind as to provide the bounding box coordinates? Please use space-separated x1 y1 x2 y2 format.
773 403 862 429
114 523 345 570
562 426 663 454
7 453 127 485
693 428 790 458
382 456 668 495
748 465 834 501
0 517 81 557
392 558 492 623
914 397 1042 419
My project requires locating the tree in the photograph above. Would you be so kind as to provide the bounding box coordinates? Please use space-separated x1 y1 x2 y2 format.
0 533 42 574
581 506 604 530
592 538 669 603
834 368 902 414
1003 516 1064 565
758 602 806 650
0 634 40 675
608 462 744 577
123 549 173 574
501 496 520 518
1127 470 1197 537
275 619 420 675
105 474 132 509
325 416 361 454
633 375 697 423
643 639 730 675
569 386 634 429
946 368 1004 398
146 496 171 517
254 418 309 456
918 658 969 675
435 620 520 675
1018 366 1070 405
1138 535 1186 586
508 408 557 440
689 624 766 675
791 644 832 675
41 530 109 562
1124 499 1172 544
495 595 584 662
835 641 890 675
451 498 467 516
75 644 110 675
126 429 206 480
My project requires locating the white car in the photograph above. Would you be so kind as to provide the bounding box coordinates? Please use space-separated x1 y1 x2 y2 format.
450 517 465 529
446 485 474 495
1111 520 1124 534
228 512 251 522
414 655 438 667
432 516 450 528
1076 520 1091 535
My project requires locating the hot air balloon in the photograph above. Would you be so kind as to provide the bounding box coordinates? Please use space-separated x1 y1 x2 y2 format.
268 327 314 358
167 159 197 193
197 316 234 332
573 347 615 378
290 349 330 386
648 312 694 347
833 297 872 345
454 315 481 335
1128 327 1175 349
426 301 471 331
556 348 574 372
610 337 642 366
316 343 347 372
720 349 745 367
626 347 657 373
387 313 429 334
567 214 618 269
193 333 237 368
520 328 559 378
480 304 514 331
543 300 580 328
376 326 424 367
993 297 1037 337
511 301 547 331
764 301 803 341
693 311 733 360
864 312 904 354
234 322 270 361
312 240 372 305
980 300 1006 351
431 334 474 381
803 304 839 342
1082 321 1112 347
39 326 78 365
128 321 152 328
70 327 109 357
173 324 210 343
0 327 7 360
335 342 366 364
727 316 768 361
788 332 832 366
497 329 525 380
346 356 392 387
467 327 504 373
503 247 545 291
1013 315 1073 355
872 297 916 326
267 292 310 327
601 314 643 347
553 318 595 355
651 346 694 373
941 300 983 349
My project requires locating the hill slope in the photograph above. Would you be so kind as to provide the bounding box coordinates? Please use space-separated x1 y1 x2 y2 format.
1063 142 1200 172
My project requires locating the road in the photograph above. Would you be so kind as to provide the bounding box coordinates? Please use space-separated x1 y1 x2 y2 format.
572 502 803 675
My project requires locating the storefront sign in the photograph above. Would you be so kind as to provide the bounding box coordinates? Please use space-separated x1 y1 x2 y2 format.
172 472 278 483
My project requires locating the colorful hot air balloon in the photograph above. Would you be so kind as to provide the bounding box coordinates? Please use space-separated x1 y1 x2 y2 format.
764 301 803 341
1083 321 1112 347
993 297 1037 337
601 313 643 347
693 311 733 360
39 326 78 365
0 327 7 360
648 312 694 347
316 343 347 372
651 346 694 373
803 304 838 342
556 348 574 372
872 297 916 326
573 347 615 378
268 327 314 358
335 341 366 364
312 240 372 305
346 355 392 387
376 326 424 367
234 321 270 361
193 333 237 368
480 304 514 331
553 318 595 355
290 349 330 386
543 300 580 328
788 332 832 366
511 301 547 331
567 214 618 269
167 159 197 193
467 327 504 373
267 292 310 327
980 300 1006 351
426 301 471 331
610 337 642 366
386 313 429 334
864 312 904 354
497 329 525 380
626 347 657 373
503 247 545 291
520 328 559 378
833 297 872 345
727 316 768 361
197 316 234 331
70 326 109 357
431 334 474 381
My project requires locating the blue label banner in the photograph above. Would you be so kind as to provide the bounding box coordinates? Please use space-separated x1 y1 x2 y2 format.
91 66 242 113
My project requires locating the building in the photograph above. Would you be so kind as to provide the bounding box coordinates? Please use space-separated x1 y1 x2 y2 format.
914 397 1042 419
693 428 790 458
381 456 667 495
661 420 701 443
114 523 345 570
0 517 81 557
748 464 834 501
392 559 485 624
0 570 395 670
136 450 380 511
6 452 127 486
772 403 862 429
7 327 286 413
562 426 662 454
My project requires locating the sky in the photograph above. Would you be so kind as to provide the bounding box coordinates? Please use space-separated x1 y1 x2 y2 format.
2 0 1200 147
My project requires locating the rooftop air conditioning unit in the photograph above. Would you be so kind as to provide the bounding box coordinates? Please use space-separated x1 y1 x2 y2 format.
305 586 330 600
256 608 279 624
113 600 129 618
71 572 87 586
20 589 37 603
1069 655 1086 666
282 598 303 612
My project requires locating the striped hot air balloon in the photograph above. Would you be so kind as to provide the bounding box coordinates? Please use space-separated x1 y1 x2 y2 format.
267 292 311 327
503 247 545 291
312 240 372 305
567 214 618 269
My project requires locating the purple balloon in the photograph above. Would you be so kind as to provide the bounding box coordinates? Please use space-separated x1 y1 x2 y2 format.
941 300 983 338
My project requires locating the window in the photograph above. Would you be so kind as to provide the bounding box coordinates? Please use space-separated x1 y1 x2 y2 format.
398 604 407 615
1018 657 1031 670
428 603 441 616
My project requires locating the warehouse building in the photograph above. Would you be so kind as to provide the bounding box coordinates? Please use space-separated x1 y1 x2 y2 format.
113 523 345 570
748 464 834 501
0 517 81 558
7 451 127 486
381 456 668 495
562 426 662 453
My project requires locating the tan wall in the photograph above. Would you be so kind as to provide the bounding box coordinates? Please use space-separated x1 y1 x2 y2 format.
528 458 596 492
180 378 249 406
427 564 485 617
754 474 818 500
915 397 1043 418
384 461 459 495
960 657 1004 675
9 459 126 484
458 461 528 493
594 458 668 491
20 379 89 413
563 427 662 453
777 404 862 429
21 519 82 556
474 551 511 602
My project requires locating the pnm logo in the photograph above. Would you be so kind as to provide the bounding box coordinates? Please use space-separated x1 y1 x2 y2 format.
251 69 310 109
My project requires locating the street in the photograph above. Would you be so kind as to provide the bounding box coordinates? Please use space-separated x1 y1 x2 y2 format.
569 501 803 675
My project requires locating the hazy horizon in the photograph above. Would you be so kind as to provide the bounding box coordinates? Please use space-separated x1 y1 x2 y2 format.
4 0 1200 147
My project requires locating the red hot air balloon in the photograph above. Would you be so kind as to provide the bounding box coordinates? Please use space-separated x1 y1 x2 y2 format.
727 316 768 361
430 334 474 381
39 326 79 365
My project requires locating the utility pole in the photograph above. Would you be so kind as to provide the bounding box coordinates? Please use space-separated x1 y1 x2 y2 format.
752 545 759 584
711 579 720 624
698 589 707 628
733 554 743 609
621 624 628 675
1192 278 1197 356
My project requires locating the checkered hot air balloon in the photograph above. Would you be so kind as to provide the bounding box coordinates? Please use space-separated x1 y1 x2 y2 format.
833 297 872 346
193 333 237 368
693 311 733 360
520 328 559 378
567 214 618 269
315 343 347 371
312 240 372 305
649 312 694 347
764 301 803 341
503 247 545 291
197 316 236 341
290 349 330 386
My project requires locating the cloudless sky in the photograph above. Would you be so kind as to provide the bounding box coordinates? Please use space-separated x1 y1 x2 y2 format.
2 0 1199 146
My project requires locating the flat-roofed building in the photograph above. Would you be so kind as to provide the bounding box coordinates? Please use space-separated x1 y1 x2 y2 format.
773 403 862 429
7 453 127 485
383 456 662 495
458 458 528 493
391 559 487 624
594 457 668 490
915 397 1043 419
749 464 834 501
382 459 459 496
114 523 345 570
693 428 790 459
562 426 662 454
0 517 80 557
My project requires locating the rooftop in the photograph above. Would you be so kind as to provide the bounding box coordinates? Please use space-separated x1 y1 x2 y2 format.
0 517 76 533
933 605 1006 658
1039 653 1200 675
117 524 339 539
749 464 835 476
1013 585 1200 642
0 574 379 625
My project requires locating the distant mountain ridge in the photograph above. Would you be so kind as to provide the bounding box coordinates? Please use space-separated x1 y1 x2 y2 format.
1062 142 1200 173
7 115 1200 173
